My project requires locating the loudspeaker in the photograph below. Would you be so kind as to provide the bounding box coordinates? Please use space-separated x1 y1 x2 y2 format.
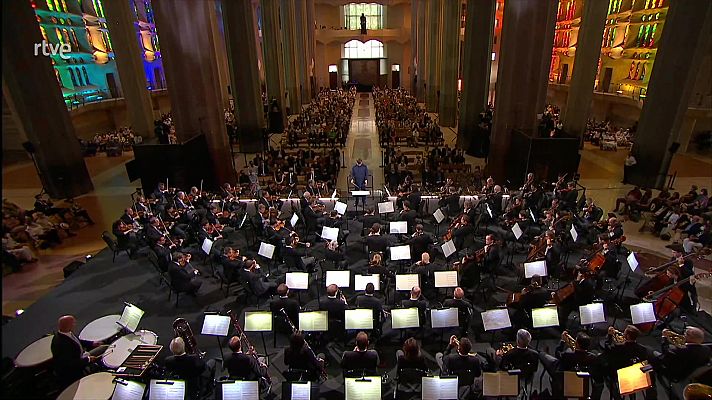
63 260 84 278
668 142 680 153
22 141 35 153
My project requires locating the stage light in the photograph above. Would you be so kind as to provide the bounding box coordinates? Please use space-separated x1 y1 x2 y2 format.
15 309 25 316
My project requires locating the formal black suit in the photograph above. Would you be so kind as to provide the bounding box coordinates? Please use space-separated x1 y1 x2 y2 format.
270 296 300 330
362 215 382 234
153 244 173 272
400 298 428 324
320 296 347 323
407 233 434 258
168 263 201 294
285 345 322 381
164 353 207 394
500 347 539 375
452 224 475 250
51 332 90 386
544 244 561 275
654 343 712 381
441 346 482 376
238 268 276 297
224 352 264 380
488 193 504 216
219 256 244 283
145 225 164 245
398 210 418 233
356 294 384 314
366 234 389 253
397 354 427 371
482 245 501 273
341 350 379 373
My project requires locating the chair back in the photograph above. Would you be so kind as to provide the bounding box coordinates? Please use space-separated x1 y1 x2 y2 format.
101 231 117 251
451 369 478 387
397 367 427 385
147 249 159 267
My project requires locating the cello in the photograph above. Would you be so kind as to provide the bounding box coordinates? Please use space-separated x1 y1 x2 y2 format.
638 272 711 332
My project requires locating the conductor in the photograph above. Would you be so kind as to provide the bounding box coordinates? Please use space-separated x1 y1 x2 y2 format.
351 158 369 207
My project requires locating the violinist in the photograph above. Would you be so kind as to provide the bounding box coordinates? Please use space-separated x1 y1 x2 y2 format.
519 173 535 195
544 237 562 277
596 239 621 286
487 185 504 218
450 215 475 250
188 186 207 209
112 219 140 257
168 252 201 295
398 201 417 233
461 200 477 224
366 223 389 253
145 217 166 245
120 207 139 226
606 217 624 241
258 190 274 209
163 206 189 240
151 182 169 212
407 224 434 259
198 220 223 245
361 208 382 236
133 197 152 222
283 236 313 272
558 181 578 211
174 191 192 211
510 274 549 327
239 259 278 296
152 235 174 272
480 234 501 274
481 177 495 194
220 247 246 284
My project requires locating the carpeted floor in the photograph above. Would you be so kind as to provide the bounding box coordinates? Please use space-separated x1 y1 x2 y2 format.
2 197 710 399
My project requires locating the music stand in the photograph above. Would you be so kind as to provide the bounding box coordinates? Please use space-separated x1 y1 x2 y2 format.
354 274 380 291
390 245 411 261
149 379 185 400
481 308 512 345
563 371 590 399
617 362 653 397
344 376 381 400
325 270 350 288
430 307 459 345
434 271 458 298
395 274 420 291
111 378 145 400
290 213 299 229
391 308 420 329
570 225 578 242
201 312 231 360
482 372 519 397
630 303 656 325
289 381 313 400
523 261 548 279
616 252 639 303
321 226 339 242
389 221 408 234
117 303 144 333
344 309 374 330
258 242 276 273
219 379 260 400
421 376 458 400
441 240 457 264
531 305 560 349
298 311 329 332
377 201 395 220
512 223 523 241
286 272 309 303
244 311 273 355
578 303 606 332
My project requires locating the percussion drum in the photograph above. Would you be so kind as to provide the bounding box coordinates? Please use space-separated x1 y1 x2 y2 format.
14 335 54 368
102 330 158 369
78 314 122 342
56 372 115 400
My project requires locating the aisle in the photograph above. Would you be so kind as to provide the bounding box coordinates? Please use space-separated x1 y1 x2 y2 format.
336 93 384 192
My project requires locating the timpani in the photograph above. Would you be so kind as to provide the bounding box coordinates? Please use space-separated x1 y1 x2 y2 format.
78 314 122 342
102 330 158 369
14 335 54 368
56 372 115 400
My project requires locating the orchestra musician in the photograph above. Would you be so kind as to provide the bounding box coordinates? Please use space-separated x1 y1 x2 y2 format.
112 219 140 258
51 315 108 389
321 284 348 331
165 337 216 397
365 223 390 253
270 284 301 326
398 201 418 233
283 236 313 272
443 287 474 336
396 337 428 373
480 234 501 274
198 220 223 245
406 224 434 258
509 274 549 327
341 332 379 374
361 208 382 236
494 329 539 373
538 331 603 399
367 252 395 280
652 327 711 390
168 252 202 295
556 270 596 329
436 336 482 379
224 335 268 381
450 214 475 250
487 185 505 217
558 181 579 211
239 259 278 297
284 332 326 382
355 282 385 319
153 235 175 272
600 325 656 400
482 177 495 194
258 190 274 210
401 286 429 323
220 247 246 284
544 236 562 277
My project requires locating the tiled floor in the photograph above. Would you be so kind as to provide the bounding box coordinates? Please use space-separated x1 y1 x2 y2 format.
2 110 711 316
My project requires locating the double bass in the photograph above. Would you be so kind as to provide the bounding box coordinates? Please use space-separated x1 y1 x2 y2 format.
638 272 712 332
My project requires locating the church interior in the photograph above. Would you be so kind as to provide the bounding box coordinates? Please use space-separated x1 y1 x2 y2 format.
2 0 712 399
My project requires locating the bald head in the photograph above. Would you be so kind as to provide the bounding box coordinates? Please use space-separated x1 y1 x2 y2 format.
327 284 338 297
228 336 242 352
58 315 76 333
453 287 464 300
685 327 704 344
410 286 421 300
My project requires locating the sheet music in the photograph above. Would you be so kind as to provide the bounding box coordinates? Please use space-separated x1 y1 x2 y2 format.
149 380 185 400
441 240 456 258
325 270 350 288
512 223 523 240
298 311 328 332
486 204 493 218
430 308 459 328
118 304 144 332
570 225 578 242
563 371 585 397
579 303 606 325
345 309 374 330
433 208 446 224
434 271 458 288
202 238 214 255
482 372 518 397
351 190 370 196
627 252 639 272
354 274 380 291
389 221 408 234
221 380 259 400
421 376 458 400
344 377 381 400
111 380 145 400
286 272 309 290
201 314 231 336
334 201 347 215
321 226 339 241
630 303 656 325
617 363 652 395
391 308 420 329
531 306 559 328
290 213 299 227
243 311 272 332
258 242 276 259
390 245 411 261
523 260 548 278
377 201 395 214
481 309 512 331
290 382 311 400
395 274 420 291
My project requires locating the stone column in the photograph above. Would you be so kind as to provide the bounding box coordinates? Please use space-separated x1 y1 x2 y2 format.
438 0 460 127
425 0 442 112
489 0 558 181
209 1 232 108
306 0 317 97
630 0 712 189
535 0 558 114
152 0 233 183
281 0 300 114
222 0 266 153
295 0 311 104
2 1 93 198
416 0 426 102
262 0 287 125
458 0 496 148
562 0 608 145
102 0 155 140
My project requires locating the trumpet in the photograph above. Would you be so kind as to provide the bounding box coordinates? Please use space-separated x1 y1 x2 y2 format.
608 327 626 345
562 331 577 350
496 343 515 356
662 329 686 347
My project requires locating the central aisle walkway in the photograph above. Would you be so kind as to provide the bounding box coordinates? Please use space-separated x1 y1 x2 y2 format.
337 93 384 193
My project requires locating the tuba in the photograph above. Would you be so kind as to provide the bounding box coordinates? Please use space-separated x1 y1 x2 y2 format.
172 318 204 358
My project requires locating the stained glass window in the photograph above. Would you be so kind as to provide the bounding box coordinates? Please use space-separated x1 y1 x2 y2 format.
344 3 384 30
343 39 384 59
